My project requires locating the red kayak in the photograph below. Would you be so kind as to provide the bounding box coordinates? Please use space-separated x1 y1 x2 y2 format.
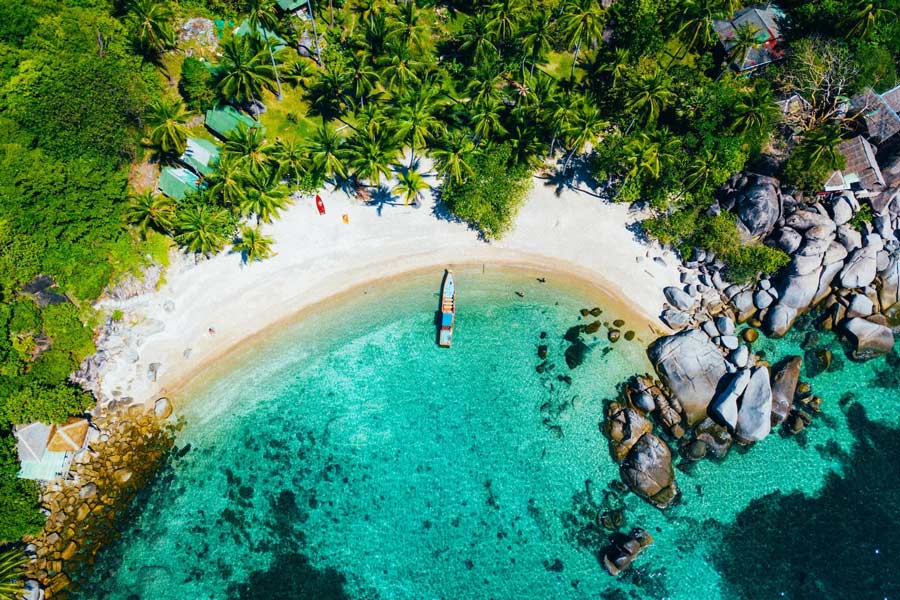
315 194 326 215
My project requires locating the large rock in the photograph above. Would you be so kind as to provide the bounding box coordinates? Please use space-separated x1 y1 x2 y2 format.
878 251 900 310
763 304 798 338
619 433 678 509
736 366 773 442
770 356 801 426
785 210 835 233
843 317 895 360
709 369 751 431
648 329 728 426
777 270 821 310
664 286 694 311
602 529 654 576
770 227 803 254
840 246 878 289
729 177 782 239
604 403 653 462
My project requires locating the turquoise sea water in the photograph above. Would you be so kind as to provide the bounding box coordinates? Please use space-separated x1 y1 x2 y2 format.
77 268 900 600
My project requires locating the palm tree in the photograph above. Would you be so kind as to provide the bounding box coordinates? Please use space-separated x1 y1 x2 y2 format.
145 97 192 156
521 10 553 78
348 50 379 108
727 22 762 70
459 13 497 64
127 0 175 58
393 167 429 205
548 91 579 155
126 190 176 235
387 0 431 55
271 138 308 183
470 98 508 142
559 0 606 79
562 102 608 169
625 66 676 125
351 0 383 31
306 65 354 120
801 124 844 169
217 36 278 105
222 125 273 176
0 549 25 600
621 131 678 181
207 155 248 209
174 205 232 254
247 0 284 100
379 42 424 96
684 148 719 193
844 0 895 40
676 0 718 53
395 88 442 167
431 131 477 184
240 170 291 224
508 123 545 168
346 129 400 187
233 224 276 263
732 85 780 137
488 0 523 51
306 124 347 182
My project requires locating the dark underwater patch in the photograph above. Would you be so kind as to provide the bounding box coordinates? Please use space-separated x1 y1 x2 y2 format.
712 402 900 599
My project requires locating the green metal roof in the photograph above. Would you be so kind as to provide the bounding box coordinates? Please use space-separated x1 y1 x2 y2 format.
233 19 287 49
159 167 201 200
180 137 220 177
277 0 305 10
205 105 264 139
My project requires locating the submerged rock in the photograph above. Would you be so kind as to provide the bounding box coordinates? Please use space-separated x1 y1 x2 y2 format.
565 340 590 369
602 528 654 576
770 356 802 426
619 433 678 509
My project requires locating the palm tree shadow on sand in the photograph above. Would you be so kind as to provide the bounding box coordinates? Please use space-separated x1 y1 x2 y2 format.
537 155 606 199
710 399 900 599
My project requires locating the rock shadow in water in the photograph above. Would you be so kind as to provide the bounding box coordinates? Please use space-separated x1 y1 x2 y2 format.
226 551 350 600
713 402 900 599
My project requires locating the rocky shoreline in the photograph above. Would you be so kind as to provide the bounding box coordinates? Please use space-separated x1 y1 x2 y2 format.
22 401 177 599
597 173 899 574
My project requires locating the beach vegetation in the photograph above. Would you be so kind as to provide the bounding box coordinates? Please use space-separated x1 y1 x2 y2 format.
233 224 275 263
440 144 532 239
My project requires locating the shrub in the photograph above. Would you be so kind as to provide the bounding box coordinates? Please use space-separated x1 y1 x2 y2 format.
440 144 532 239
179 56 216 112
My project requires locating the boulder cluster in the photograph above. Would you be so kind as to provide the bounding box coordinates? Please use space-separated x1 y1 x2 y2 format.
723 175 897 357
23 403 176 599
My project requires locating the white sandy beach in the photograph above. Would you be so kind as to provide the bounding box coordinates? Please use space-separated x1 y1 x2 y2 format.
93 175 684 407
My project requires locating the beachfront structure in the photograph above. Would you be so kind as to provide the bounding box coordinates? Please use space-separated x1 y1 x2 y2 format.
824 136 886 198
205 105 263 139
159 166 201 201
850 84 900 146
16 419 90 481
277 0 305 12
180 137 220 178
714 6 785 72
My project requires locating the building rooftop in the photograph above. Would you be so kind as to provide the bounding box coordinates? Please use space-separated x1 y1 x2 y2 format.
180 137 220 177
233 19 287 50
825 136 886 195
16 422 52 463
714 6 785 71
850 84 900 145
46 418 90 453
205 105 263 139
159 167 201 201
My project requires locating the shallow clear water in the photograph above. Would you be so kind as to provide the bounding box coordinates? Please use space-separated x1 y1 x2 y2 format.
77 269 900 600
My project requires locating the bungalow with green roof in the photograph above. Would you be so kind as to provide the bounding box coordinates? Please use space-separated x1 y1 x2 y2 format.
159 166 201 201
278 0 309 14
233 19 287 50
180 137 220 177
205 105 264 139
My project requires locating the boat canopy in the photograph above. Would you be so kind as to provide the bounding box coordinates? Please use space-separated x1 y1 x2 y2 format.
441 312 453 326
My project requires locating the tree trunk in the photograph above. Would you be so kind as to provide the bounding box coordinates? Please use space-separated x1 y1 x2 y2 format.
267 42 283 101
307 0 323 65
571 40 581 80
